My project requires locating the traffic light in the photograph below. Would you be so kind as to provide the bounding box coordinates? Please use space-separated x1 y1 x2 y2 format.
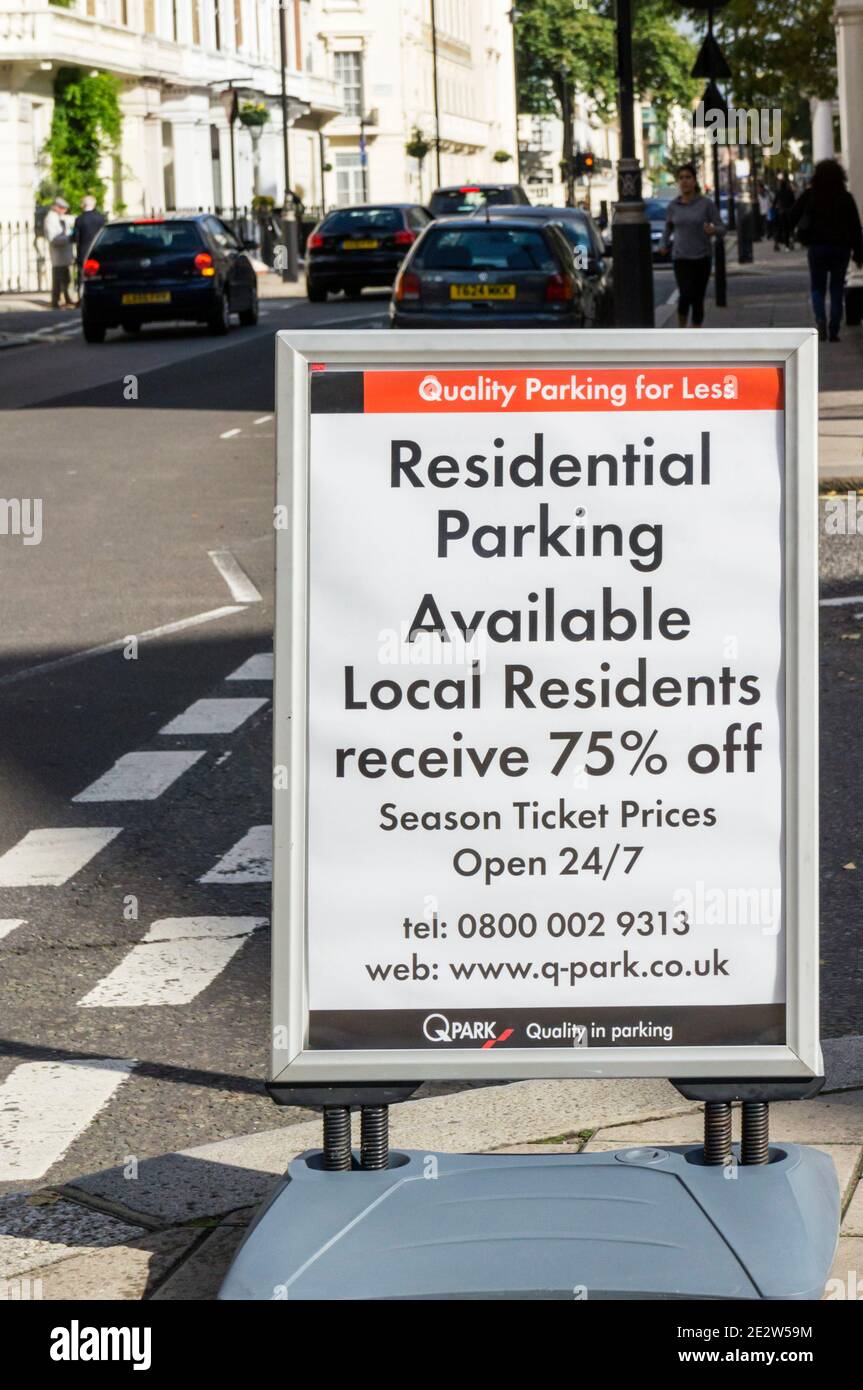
574 151 595 178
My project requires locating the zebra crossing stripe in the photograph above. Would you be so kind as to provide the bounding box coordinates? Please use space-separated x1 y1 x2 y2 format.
0 920 26 941
159 697 268 736
226 653 273 682
0 827 122 887
0 1059 134 1181
199 825 272 883
72 750 205 802
77 917 267 1007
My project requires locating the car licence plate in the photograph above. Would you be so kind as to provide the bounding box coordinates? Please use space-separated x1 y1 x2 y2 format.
450 283 516 300
121 292 171 305
343 240 379 250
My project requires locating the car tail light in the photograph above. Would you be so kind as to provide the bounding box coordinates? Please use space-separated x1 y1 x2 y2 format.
393 229 416 246
83 258 100 278
133 217 164 224
459 186 481 193
395 270 421 302
194 251 216 277
545 271 575 302
307 233 324 250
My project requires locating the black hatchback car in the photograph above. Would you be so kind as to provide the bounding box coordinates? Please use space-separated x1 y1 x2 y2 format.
390 216 583 329
80 214 258 342
483 205 613 326
305 204 432 301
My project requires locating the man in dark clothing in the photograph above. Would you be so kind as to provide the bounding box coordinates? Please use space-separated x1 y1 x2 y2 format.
790 159 863 341
72 196 106 296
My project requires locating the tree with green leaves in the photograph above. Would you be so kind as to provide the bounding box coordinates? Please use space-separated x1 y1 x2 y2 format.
42 67 122 211
713 0 837 160
515 0 697 200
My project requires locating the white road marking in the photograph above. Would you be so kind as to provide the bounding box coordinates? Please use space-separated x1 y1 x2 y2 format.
200 825 272 883
253 414 273 425
220 428 242 439
208 549 262 604
0 920 26 942
820 593 863 607
0 827 122 887
0 1059 134 1181
73 750 204 803
159 696 267 735
323 312 389 327
77 917 267 1008
226 652 273 682
0 606 244 689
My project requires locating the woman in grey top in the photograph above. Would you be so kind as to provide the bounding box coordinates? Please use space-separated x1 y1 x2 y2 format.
660 164 723 327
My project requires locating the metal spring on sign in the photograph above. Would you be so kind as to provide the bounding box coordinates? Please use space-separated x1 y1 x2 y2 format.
703 1101 733 1165
740 1101 770 1165
322 1106 352 1171
360 1105 390 1170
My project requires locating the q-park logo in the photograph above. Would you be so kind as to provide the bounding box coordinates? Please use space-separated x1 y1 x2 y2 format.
423 1013 514 1047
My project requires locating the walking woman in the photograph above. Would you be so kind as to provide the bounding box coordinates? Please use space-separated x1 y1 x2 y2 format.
790 159 863 342
660 164 723 328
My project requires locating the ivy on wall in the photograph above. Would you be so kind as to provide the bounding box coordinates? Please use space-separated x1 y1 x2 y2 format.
41 67 122 210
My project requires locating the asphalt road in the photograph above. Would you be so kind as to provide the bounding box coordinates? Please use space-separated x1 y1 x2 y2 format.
0 274 861 1200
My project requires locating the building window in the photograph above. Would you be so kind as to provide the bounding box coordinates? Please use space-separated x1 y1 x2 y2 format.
334 51 363 120
234 0 243 50
215 0 222 50
335 150 364 205
143 0 156 34
191 0 200 44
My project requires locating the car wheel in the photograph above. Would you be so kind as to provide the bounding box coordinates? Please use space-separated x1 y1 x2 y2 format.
346 286 363 300
207 290 231 335
121 319 141 335
238 287 259 327
306 279 327 303
82 315 106 344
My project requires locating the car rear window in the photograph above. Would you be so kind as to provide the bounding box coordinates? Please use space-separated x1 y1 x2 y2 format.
430 187 521 215
412 227 559 273
321 208 403 234
93 222 204 257
644 201 673 220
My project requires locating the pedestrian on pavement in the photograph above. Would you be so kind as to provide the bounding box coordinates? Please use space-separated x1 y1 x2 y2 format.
790 158 863 343
756 181 770 240
660 164 723 328
773 174 796 251
43 196 75 308
72 195 106 292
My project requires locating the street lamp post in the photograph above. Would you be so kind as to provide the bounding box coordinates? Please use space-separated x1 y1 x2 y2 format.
611 0 654 326
510 7 522 185
430 0 442 188
278 0 299 283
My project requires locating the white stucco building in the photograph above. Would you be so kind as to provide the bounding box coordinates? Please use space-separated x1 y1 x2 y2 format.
315 0 518 208
0 0 347 225
835 0 863 201
0 0 518 234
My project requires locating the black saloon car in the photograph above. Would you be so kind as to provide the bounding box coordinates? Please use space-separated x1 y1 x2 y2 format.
304 204 432 301
80 214 258 342
390 216 584 329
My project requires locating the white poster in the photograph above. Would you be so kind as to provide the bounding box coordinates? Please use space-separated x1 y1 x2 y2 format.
304 364 786 1054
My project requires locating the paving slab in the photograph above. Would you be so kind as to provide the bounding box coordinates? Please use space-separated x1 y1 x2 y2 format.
151 1217 253 1301
823 1035 863 1090
824 1237 863 1299
13 1226 198 1301
588 1089 863 1147
64 1077 694 1225
0 1191 145 1278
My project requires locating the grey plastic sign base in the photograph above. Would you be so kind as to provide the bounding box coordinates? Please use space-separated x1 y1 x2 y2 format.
219 1144 839 1301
